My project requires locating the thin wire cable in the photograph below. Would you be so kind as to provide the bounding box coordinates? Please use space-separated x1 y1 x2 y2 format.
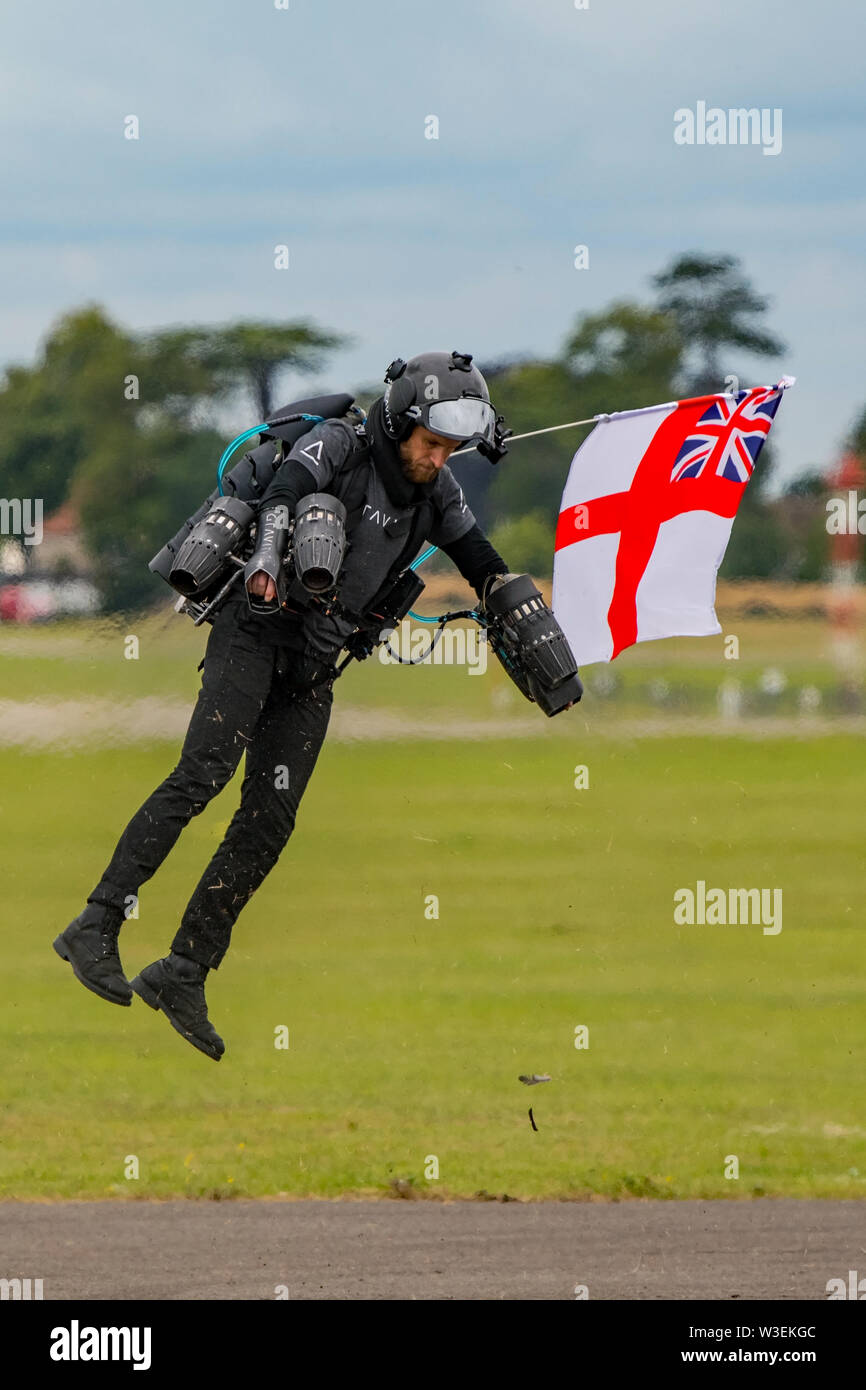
451 415 600 457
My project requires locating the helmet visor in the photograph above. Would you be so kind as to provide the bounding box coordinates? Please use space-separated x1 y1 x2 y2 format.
424 397 496 445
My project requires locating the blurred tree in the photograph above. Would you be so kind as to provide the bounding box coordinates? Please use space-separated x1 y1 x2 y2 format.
488 510 556 579
848 402 866 461
0 306 345 611
0 306 135 513
767 472 830 582
151 320 346 420
73 422 224 611
784 470 827 497
562 301 682 391
0 305 224 510
489 304 683 526
718 498 788 580
652 253 785 395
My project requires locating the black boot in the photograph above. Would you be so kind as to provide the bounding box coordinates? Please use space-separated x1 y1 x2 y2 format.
130 953 225 1061
53 903 132 1007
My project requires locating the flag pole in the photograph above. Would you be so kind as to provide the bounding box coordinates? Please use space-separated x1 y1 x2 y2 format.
452 417 598 457
453 377 795 456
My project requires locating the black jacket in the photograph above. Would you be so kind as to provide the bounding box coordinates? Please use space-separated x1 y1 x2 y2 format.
242 397 508 662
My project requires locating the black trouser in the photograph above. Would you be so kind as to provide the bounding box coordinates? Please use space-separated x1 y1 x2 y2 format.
88 596 334 969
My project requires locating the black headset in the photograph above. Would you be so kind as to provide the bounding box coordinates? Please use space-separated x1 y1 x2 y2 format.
383 358 415 418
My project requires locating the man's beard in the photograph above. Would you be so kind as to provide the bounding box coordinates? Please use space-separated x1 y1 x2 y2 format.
400 455 437 484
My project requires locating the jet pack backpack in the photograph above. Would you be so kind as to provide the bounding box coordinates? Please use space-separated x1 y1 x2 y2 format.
147 391 433 653
148 393 370 595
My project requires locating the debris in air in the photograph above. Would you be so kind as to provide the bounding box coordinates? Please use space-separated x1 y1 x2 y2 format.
518 1074 551 1085
528 1108 538 1132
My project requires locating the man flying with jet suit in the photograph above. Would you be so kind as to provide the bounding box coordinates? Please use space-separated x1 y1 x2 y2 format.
53 351 582 1061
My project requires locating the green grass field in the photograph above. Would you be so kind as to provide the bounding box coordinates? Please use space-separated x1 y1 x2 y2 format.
2 723 864 1201
0 597 853 719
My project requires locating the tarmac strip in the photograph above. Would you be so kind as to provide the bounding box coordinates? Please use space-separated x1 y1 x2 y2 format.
0 1198 861 1300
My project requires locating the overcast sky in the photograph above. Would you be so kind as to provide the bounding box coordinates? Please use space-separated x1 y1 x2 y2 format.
1 0 864 490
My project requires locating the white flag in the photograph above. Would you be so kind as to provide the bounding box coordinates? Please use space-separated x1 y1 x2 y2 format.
552 381 793 665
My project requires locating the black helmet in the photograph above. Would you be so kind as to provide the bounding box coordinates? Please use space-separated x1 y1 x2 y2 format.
382 350 501 453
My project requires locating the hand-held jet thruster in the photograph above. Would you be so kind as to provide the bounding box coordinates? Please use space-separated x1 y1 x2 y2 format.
169 496 256 598
244 493 348 614
291 494 348 593
481 572 583 717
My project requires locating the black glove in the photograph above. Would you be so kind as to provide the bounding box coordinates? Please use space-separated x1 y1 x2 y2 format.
244 506 290 614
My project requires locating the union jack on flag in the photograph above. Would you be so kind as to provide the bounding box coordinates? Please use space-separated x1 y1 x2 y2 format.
670 386 783 484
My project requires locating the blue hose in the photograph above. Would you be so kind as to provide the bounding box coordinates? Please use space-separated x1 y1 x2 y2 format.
407 545 480 625
216 415 324 495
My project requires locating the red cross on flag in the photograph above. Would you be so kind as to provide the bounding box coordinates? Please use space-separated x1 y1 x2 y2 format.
552 379 794 665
